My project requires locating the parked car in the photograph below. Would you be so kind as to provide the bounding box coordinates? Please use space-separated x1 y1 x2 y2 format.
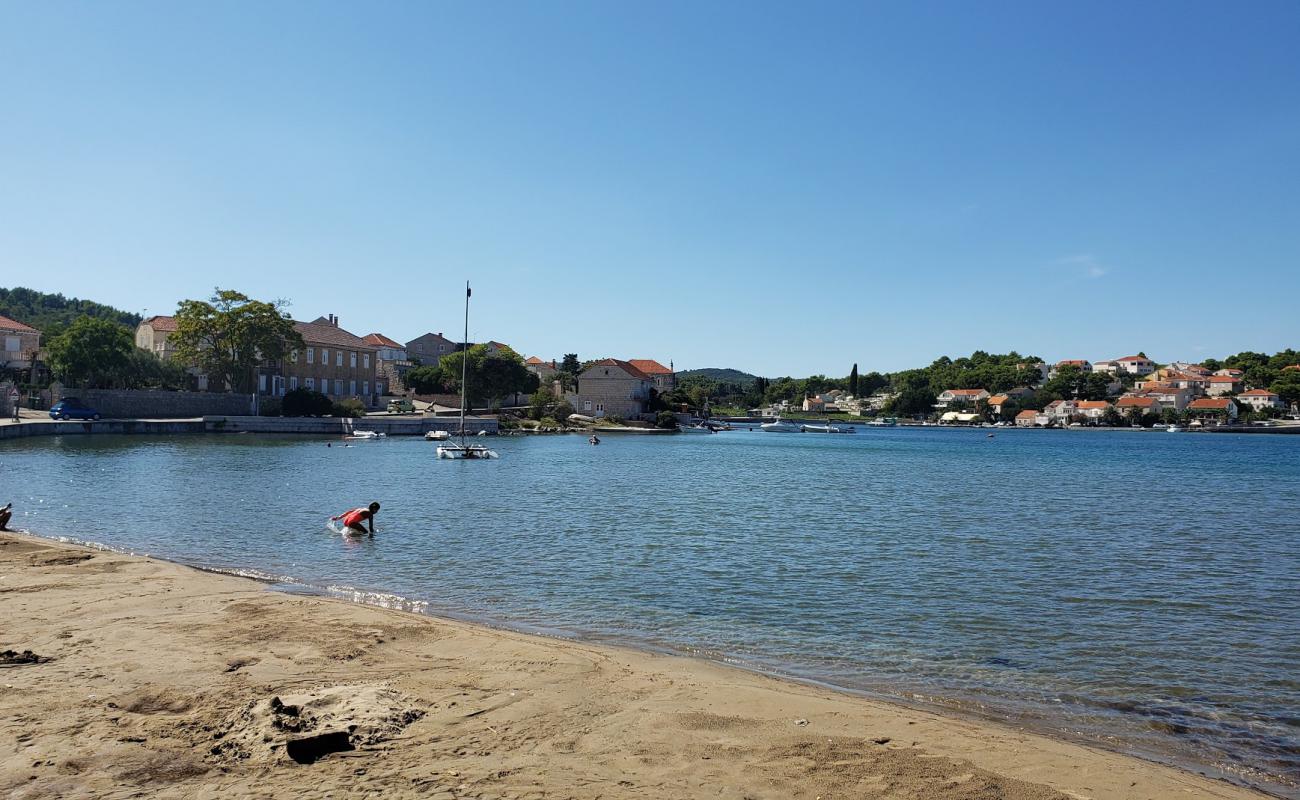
386 398 415 414
49 398 101 421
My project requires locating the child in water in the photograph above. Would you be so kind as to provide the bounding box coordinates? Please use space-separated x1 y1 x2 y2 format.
332 502 380 536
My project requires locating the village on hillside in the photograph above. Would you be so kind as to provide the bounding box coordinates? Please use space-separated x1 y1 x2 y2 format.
3 289 1299 430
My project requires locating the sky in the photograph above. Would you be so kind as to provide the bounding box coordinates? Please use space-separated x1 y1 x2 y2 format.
1 2 1297 376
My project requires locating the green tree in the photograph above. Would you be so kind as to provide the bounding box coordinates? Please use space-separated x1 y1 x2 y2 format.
405 365 445 394
120 347 192 390
528 386 556 420
46 317 133 388
1041 365 1111 401
1270 370 1300 410
1101 405 1123 427
848 364 859 397
282 388 333 416
171 289 303 393
436 344 538 406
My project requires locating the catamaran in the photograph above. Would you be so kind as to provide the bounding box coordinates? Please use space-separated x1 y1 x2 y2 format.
437 281 499 459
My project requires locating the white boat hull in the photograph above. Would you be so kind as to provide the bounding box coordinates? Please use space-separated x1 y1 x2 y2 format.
437 443 499 459
425 430 450 441
761 421 800 433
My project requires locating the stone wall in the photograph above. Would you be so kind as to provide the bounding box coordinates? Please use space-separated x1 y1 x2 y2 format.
74 390 253 418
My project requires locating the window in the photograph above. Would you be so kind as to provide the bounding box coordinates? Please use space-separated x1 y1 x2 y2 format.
258 374 267 393
335 380 343 396
596 403 604 412
363 381 369 396
305 377 315 391
583 401 592 411
363 354 370 369
336 350 343 367
289 377 298 391
439 344 446 353
350 352 357 368
349 380 356 396
306 347 314 364
290 349 299 364
4 336 19 352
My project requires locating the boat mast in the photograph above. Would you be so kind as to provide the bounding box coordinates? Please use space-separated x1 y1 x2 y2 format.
460 281 469 445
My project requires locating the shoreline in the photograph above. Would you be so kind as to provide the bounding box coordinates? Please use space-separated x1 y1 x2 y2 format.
0 531 1274 799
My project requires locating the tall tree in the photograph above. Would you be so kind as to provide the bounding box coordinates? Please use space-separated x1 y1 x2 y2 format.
849 363 859 396
436 344 538 405
171 289 304 393
46 317 133 388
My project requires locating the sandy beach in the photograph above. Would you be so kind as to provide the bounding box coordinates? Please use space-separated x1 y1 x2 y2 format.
0 532 1269 800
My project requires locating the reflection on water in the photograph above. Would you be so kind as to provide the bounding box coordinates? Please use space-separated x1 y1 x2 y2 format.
3 429 1298 795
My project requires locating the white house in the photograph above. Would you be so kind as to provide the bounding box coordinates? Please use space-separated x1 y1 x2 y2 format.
936 388 990 407
1115 355 1156 376
1237 388 1284 412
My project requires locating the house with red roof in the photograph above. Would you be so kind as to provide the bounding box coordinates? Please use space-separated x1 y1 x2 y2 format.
1187 397 1237 422
935 388 990 408
1014 409 1039 427
524 356 558 381
135 315 179 361
1206 374 1241 397
626 359 675 393
363 333 411 395
1075 399 1113 423
1237 388 1284 412
1050 359 1092 378
1115 355 1156 376
1116 395 1160 418
1 313 41 369
572 359 654 419
986 393 1011 416
261 315 382 405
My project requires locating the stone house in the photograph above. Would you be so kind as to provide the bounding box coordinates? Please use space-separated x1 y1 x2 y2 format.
364 333 411 396
1015 409 1039 427
1 314 41 368
258 315 382 406
1206 375 1240 396
627 359 675 393
405 332 459 367
135 316 179 360
570 359 652 419
525 357 558 382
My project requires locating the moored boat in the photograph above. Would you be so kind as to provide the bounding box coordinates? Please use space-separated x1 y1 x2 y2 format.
761 418 800 433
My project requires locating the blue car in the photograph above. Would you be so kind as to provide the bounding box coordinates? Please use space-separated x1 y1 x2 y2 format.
49 397 101 421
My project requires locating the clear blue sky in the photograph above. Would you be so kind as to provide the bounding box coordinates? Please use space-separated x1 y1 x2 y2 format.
2 2 1297 376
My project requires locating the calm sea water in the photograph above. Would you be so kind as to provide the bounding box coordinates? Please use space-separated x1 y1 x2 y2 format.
3 429 1298 795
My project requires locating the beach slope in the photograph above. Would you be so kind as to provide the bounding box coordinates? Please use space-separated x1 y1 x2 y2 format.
0 533 1265 799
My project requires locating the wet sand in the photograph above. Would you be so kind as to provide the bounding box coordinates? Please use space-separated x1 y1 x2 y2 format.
0 532 1268 799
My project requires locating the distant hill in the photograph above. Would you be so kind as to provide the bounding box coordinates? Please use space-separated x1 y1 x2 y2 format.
677 367 759 386
0 287 141 337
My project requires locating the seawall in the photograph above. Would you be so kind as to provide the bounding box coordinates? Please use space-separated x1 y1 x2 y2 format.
0 415 498 440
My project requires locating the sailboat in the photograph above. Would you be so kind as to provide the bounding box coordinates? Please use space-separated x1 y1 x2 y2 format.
437 281 499 459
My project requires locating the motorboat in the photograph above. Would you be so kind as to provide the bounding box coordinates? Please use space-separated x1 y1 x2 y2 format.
1166 424 1185 433
866 417 897 427
436 281 499 460
678 422 716 434
800 423 855 434
344 430 385 440
424 429 450 441
760 418 801 433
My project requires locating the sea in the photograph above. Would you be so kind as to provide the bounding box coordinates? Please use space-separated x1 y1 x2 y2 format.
3 427 1297 796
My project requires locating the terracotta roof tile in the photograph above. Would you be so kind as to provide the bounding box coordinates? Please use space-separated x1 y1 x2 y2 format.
1239 389 1277 397
295 318 375 350
0 314 39 333
627 359 673 375
1189 398 1232 410
588 358 651 381
141 315 177 332
362 333 403 349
